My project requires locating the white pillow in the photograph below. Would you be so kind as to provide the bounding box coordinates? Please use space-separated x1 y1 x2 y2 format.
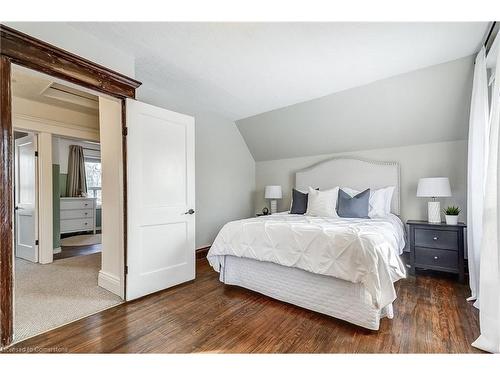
341 186 395 218
383 186 395 214
305 186 339 217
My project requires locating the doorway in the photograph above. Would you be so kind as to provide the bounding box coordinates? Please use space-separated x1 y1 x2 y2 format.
14 130 38 264
11 65 125 343
54 136 102 261
2 25 195 349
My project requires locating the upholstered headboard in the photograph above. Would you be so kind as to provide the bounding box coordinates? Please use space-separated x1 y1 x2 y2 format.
295 157 401 215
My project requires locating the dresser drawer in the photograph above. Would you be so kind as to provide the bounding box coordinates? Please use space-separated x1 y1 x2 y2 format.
60 199 94 210
60 218 93 233
414 228 458 250
60 209 94 220
415 247 458 271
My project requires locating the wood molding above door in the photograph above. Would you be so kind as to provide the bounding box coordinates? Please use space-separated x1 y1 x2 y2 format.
0 24 141 99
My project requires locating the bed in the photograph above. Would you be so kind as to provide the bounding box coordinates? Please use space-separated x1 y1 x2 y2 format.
207 157 407 330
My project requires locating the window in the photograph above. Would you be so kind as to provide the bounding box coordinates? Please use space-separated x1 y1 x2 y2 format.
84 158 102 206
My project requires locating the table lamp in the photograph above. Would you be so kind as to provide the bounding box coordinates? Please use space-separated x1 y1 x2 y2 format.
416 177 451 223
264 185 282 214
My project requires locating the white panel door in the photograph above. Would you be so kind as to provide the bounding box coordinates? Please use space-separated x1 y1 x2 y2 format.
14 134 38 263
126 98 195 300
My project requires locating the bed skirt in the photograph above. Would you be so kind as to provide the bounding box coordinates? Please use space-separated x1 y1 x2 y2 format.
219 255 394 330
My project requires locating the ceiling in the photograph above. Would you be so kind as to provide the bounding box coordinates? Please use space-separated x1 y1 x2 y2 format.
11 67 99 115
71 22 490 120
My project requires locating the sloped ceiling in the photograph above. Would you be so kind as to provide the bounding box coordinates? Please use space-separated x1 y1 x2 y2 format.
236 56 474 161
70 22 489 121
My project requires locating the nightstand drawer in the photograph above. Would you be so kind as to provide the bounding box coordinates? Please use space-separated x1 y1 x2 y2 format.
415 247 458 270
414 228 458 250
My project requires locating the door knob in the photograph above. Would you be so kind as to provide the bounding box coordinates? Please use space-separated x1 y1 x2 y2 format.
184 209 195 215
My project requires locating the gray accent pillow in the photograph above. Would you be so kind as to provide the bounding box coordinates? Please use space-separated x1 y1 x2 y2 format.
290 188 319 215
337 188 370 218
290 189 308 214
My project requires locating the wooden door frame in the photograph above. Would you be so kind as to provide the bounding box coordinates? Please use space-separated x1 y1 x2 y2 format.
0 24 141 348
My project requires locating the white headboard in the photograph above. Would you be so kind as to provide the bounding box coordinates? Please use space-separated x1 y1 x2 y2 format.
295 157 400 215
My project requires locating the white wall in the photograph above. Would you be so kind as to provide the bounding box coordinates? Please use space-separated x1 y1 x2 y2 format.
194 112 256 247
98 97 125 297
37 132 54 264
255 140 467 225
137 86 256 248
5 22 135 78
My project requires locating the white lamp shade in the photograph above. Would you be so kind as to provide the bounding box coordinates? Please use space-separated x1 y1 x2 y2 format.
264 185 282 199
416 177 451 198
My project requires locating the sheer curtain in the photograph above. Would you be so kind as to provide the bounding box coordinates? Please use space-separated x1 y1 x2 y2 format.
472 38 500 354
467 47 489 307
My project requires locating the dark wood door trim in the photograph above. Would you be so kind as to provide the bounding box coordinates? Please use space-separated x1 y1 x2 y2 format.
0 55 13 348
0 24 141 99
0 25 142 349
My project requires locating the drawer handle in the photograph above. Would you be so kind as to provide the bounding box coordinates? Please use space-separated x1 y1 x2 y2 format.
85 212 88 215
433 236 439 241
434 256 439 260
84 222 88 225
84 204 88 206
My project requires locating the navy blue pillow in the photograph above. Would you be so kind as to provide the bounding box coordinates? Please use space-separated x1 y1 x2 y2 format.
337 189 370 218
290 188 319 214
290 189 309 214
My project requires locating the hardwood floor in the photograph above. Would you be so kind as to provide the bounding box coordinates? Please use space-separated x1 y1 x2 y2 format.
5 258 481 353
53 244 102 260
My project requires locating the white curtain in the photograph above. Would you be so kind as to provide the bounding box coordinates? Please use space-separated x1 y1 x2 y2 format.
467 47 489 307
472 40 500 354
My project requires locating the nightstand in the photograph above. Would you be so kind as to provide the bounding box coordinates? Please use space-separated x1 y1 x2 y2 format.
407 220 466 282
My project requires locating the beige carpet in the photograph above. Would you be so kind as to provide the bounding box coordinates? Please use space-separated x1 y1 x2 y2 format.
60 233 102 247
14 253 122 343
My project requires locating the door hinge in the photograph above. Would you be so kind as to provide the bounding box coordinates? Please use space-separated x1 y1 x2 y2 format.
125 265 128 274
34 151 38 157
122 127 128 136
35 239 39 246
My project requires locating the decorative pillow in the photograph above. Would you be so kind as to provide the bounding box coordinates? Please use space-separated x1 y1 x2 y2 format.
290 189 308 214
342 186 395 218
305 186 339 217
384 186 395 214
337 188 370 218
290 188 319 214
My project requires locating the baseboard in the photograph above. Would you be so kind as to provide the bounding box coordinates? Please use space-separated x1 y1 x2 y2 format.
196 245 211 259
98 270 122 297
53 247 61 254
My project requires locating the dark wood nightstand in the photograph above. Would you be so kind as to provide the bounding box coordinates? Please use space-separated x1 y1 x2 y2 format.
407 220 466 282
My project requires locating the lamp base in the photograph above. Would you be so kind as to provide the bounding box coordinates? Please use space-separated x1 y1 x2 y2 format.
270 200 277 214
427 201 441 223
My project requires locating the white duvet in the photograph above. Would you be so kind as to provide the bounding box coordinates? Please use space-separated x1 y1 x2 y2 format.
207 213 407 309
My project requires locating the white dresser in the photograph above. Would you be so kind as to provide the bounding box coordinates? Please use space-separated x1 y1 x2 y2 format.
60 197 97 234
